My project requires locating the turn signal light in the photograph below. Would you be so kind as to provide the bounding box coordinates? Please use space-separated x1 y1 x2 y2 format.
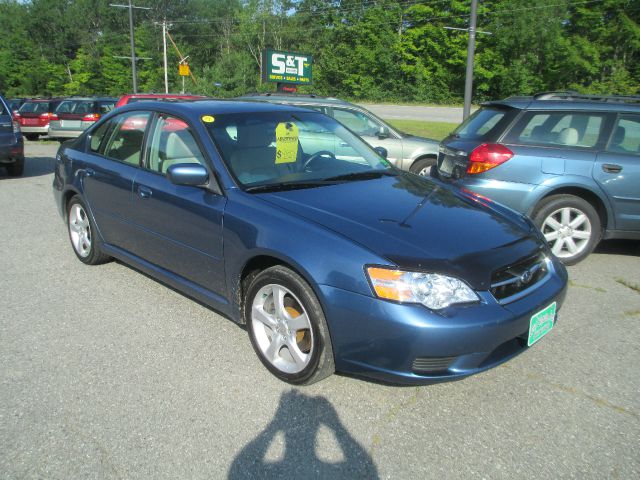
467 143 514 175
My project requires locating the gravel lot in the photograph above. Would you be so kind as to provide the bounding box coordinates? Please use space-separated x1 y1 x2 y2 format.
1 142 639 479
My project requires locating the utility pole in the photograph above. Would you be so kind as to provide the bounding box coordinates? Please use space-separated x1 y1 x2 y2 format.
162 21 169 93
110 1 151 93
444 0 491 120
463 0 478 120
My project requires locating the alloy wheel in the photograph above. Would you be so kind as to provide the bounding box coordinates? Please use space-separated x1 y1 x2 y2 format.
541 207 592 259
68 203 92 258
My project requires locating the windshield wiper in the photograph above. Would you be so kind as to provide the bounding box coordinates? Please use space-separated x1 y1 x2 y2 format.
244 181 336 193
323 170 398 182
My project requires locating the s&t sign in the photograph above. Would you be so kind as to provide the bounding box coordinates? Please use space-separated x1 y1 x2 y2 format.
263 50 312 85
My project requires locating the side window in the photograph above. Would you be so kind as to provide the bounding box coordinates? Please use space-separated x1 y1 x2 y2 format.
333 108 380 136
89 120 112 153
507 112 603 148
607 115 640 154
102 111 151 166
147 115 205 174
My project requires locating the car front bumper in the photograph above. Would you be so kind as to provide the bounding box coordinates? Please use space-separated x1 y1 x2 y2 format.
320 257 568 385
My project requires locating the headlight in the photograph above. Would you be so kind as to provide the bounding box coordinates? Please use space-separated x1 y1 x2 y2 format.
366 267 479 310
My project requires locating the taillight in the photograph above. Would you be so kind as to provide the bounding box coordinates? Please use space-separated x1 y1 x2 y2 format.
43 113 59 121
82 113 100 122
13 111 20 119
467 143 514 175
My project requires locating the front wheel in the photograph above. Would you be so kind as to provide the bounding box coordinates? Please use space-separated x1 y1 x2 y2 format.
533 194 602 265
244 265 334 385
409 158 436 176
67 196 111 265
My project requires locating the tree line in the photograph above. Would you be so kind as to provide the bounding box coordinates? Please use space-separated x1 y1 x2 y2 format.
0 0 638 103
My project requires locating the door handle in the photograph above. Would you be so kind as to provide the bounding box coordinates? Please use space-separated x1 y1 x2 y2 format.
85 168 95 177
602 163 622 174
137 186 152 198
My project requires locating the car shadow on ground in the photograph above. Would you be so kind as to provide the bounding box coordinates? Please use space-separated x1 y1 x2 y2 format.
593 239 640 257
227 390 379 479
0 156 55 180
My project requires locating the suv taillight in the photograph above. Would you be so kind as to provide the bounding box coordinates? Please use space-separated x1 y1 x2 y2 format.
82 113 100 122
41 113 58 121
467 143 514 175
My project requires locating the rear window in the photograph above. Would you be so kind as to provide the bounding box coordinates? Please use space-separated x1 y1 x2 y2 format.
55 100 94 114
18 101 51 114
98 101 115 114
452 107 516 140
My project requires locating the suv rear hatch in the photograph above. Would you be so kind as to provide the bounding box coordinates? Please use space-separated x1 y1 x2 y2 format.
16 100 58 128
437 105 519 180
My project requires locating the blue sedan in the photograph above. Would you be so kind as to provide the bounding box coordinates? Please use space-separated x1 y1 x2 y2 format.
53 100 568 385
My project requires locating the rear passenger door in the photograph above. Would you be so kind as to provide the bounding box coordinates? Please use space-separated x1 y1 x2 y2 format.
130 114 227 298
594 114 640 232
80 110 151 253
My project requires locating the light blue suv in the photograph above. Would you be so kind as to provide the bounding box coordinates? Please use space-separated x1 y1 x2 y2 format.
435 92 640 265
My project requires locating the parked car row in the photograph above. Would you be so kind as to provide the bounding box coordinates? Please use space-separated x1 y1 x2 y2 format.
5 93 206 142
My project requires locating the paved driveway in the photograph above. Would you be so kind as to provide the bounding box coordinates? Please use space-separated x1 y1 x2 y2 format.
1 142 638 479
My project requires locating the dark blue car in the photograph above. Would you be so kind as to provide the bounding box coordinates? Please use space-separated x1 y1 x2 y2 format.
53 100 567 385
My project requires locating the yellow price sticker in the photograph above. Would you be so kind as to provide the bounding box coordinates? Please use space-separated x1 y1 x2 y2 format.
201 115 215 123
275 122 299 164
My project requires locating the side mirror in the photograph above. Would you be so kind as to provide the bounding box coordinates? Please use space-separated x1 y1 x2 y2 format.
373 146 388 159
166 163 209 186
377 126 389 139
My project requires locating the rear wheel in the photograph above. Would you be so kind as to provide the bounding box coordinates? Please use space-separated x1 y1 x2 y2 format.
533 194 602 265
409 158 436 176
67 195 111 265
244 265 334 385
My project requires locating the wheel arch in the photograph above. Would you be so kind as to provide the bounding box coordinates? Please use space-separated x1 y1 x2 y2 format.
235 253 326 326
532 186 610 231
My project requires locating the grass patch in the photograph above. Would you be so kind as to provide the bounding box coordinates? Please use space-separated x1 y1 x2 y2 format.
385 119 457 141
615 278 640 294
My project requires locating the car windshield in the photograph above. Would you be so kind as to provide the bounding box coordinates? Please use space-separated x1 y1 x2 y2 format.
452 106 516 140
204 111 394 190
19 102 50 114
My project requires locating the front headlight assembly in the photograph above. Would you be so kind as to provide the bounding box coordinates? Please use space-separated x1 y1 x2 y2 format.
366 267 479 310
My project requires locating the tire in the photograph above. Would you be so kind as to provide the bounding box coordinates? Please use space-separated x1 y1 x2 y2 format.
25 134 39 141
409 158 436 176
67 195 111 265
244 265 335 385
6 159 24 177
533 194 602 266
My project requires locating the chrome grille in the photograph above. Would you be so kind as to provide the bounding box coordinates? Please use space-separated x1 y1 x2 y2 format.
491 254 550 303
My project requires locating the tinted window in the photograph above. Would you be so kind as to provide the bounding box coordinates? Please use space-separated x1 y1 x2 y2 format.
18 102 50 114
333 108 381 136
147 115 205 174
103 112 151 165
56 100 94 114
507 111 604 148
453 107 515 140
98 101 115 114
607 115 640 154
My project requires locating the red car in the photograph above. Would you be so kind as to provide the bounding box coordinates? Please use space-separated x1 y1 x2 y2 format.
14 98 64 140
115 93 206 108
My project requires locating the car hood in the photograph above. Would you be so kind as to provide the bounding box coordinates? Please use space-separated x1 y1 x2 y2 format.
257 173 543 290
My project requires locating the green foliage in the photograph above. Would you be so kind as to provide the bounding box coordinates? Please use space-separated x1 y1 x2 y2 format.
0 0 638 101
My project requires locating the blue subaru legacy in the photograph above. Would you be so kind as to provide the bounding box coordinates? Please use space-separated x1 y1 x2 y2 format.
53 100 567 385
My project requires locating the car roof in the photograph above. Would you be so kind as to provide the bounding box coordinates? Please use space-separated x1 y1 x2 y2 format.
120 93 206 99
238 93 353 107
484 96 640 114
60 97 116 102
116 99 319 116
